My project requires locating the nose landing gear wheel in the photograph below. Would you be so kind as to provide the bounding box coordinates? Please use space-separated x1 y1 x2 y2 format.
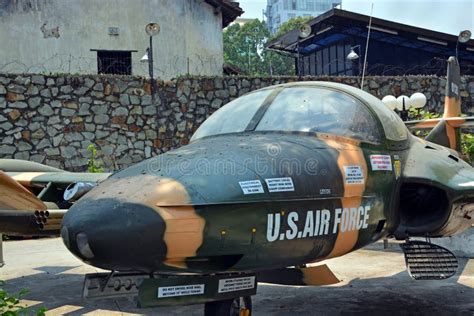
204 296 252 316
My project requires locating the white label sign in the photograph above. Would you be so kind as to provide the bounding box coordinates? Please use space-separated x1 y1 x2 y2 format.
452 82 459 95
218 276 256 293
239 180 264 195
344 166 364 184
265 177 295 192
158 284 205 298
370 155 393 171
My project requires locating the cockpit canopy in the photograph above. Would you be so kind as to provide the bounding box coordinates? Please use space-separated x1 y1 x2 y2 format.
191 82 408 144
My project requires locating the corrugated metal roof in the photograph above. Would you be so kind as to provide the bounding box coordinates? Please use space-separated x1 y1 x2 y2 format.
267 8 474 59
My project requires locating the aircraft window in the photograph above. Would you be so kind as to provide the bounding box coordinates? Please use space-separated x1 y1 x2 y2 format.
363 94 408 141
191 89 273 141
256 87 382 144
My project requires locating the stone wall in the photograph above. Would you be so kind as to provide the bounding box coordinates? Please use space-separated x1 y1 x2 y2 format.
0 73 473 171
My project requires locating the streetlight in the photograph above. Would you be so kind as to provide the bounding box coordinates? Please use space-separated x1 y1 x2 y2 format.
456 30 471 60
382 93 427 121
346 45 362 76
140 49 149 63
142 22 160 95
297 24 312 77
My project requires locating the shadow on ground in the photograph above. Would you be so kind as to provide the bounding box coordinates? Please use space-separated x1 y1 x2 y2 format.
3 254 473 315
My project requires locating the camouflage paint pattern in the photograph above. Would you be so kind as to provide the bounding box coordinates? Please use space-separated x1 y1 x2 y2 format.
62 78 474 275
62 124 394 273
3 68 472 278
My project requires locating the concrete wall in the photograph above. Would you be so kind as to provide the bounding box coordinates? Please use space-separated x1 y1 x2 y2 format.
0 73 473 171
0 0 224 79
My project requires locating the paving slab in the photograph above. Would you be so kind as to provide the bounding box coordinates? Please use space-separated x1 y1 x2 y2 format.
1 238 473 315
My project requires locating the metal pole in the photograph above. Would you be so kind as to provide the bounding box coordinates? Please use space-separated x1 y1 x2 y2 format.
149 36 155 96
248 42 251 73
358 50 361 76
401 98 409 121
297 40 301 78
0 234 4 267
456 41 459 60
361 3 374 90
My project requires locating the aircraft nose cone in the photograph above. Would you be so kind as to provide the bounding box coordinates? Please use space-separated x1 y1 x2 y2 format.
61 198 167 272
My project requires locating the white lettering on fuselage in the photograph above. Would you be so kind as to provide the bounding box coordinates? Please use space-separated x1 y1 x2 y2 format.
266 207 371 242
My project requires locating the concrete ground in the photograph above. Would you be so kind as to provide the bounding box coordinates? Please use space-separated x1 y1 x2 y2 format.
1 238 473 315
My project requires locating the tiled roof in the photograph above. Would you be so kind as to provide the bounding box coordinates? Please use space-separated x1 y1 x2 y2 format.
204 0 244 27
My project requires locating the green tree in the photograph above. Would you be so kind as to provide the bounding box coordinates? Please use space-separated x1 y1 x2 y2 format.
264 16 313 76
223 19 271 76
223 17 313 76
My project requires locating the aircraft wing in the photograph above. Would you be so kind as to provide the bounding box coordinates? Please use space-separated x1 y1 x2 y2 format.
0 159 111 236
6 172 111 188
0 158 112 188
405 117 474 130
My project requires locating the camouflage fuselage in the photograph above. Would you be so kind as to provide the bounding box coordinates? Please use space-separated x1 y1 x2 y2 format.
61 81 474 275
63 132 405 274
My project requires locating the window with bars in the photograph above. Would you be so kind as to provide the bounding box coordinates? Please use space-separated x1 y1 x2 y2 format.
96 50 132 75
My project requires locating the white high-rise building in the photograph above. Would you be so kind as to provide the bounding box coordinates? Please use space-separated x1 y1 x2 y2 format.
265 0 341 34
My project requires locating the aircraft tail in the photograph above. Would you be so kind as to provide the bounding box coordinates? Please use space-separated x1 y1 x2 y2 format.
405 56 474 152
425 57 462 151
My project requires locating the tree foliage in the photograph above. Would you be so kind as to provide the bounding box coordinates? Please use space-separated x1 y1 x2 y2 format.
224 17 313 76
223 19 270 76
0 281 46 316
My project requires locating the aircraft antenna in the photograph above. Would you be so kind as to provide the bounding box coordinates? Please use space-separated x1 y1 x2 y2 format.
361 3 374 90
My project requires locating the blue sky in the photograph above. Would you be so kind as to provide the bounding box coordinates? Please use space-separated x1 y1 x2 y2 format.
239 0 474 36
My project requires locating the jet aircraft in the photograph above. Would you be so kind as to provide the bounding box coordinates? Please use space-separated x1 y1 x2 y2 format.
1 57 473 315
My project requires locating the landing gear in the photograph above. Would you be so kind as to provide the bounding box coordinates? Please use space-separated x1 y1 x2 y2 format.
205 296 252 316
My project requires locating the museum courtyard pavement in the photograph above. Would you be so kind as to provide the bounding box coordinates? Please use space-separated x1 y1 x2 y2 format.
2 238 473 315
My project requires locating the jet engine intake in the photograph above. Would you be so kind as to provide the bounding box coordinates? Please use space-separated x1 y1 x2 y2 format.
395 183 450 238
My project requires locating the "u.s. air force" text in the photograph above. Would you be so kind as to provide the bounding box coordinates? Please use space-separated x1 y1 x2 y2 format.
267 207 371 242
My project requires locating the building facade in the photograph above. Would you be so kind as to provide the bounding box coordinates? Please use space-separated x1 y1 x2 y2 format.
265 0 341 34
0 0 242 79
267 9 474 76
